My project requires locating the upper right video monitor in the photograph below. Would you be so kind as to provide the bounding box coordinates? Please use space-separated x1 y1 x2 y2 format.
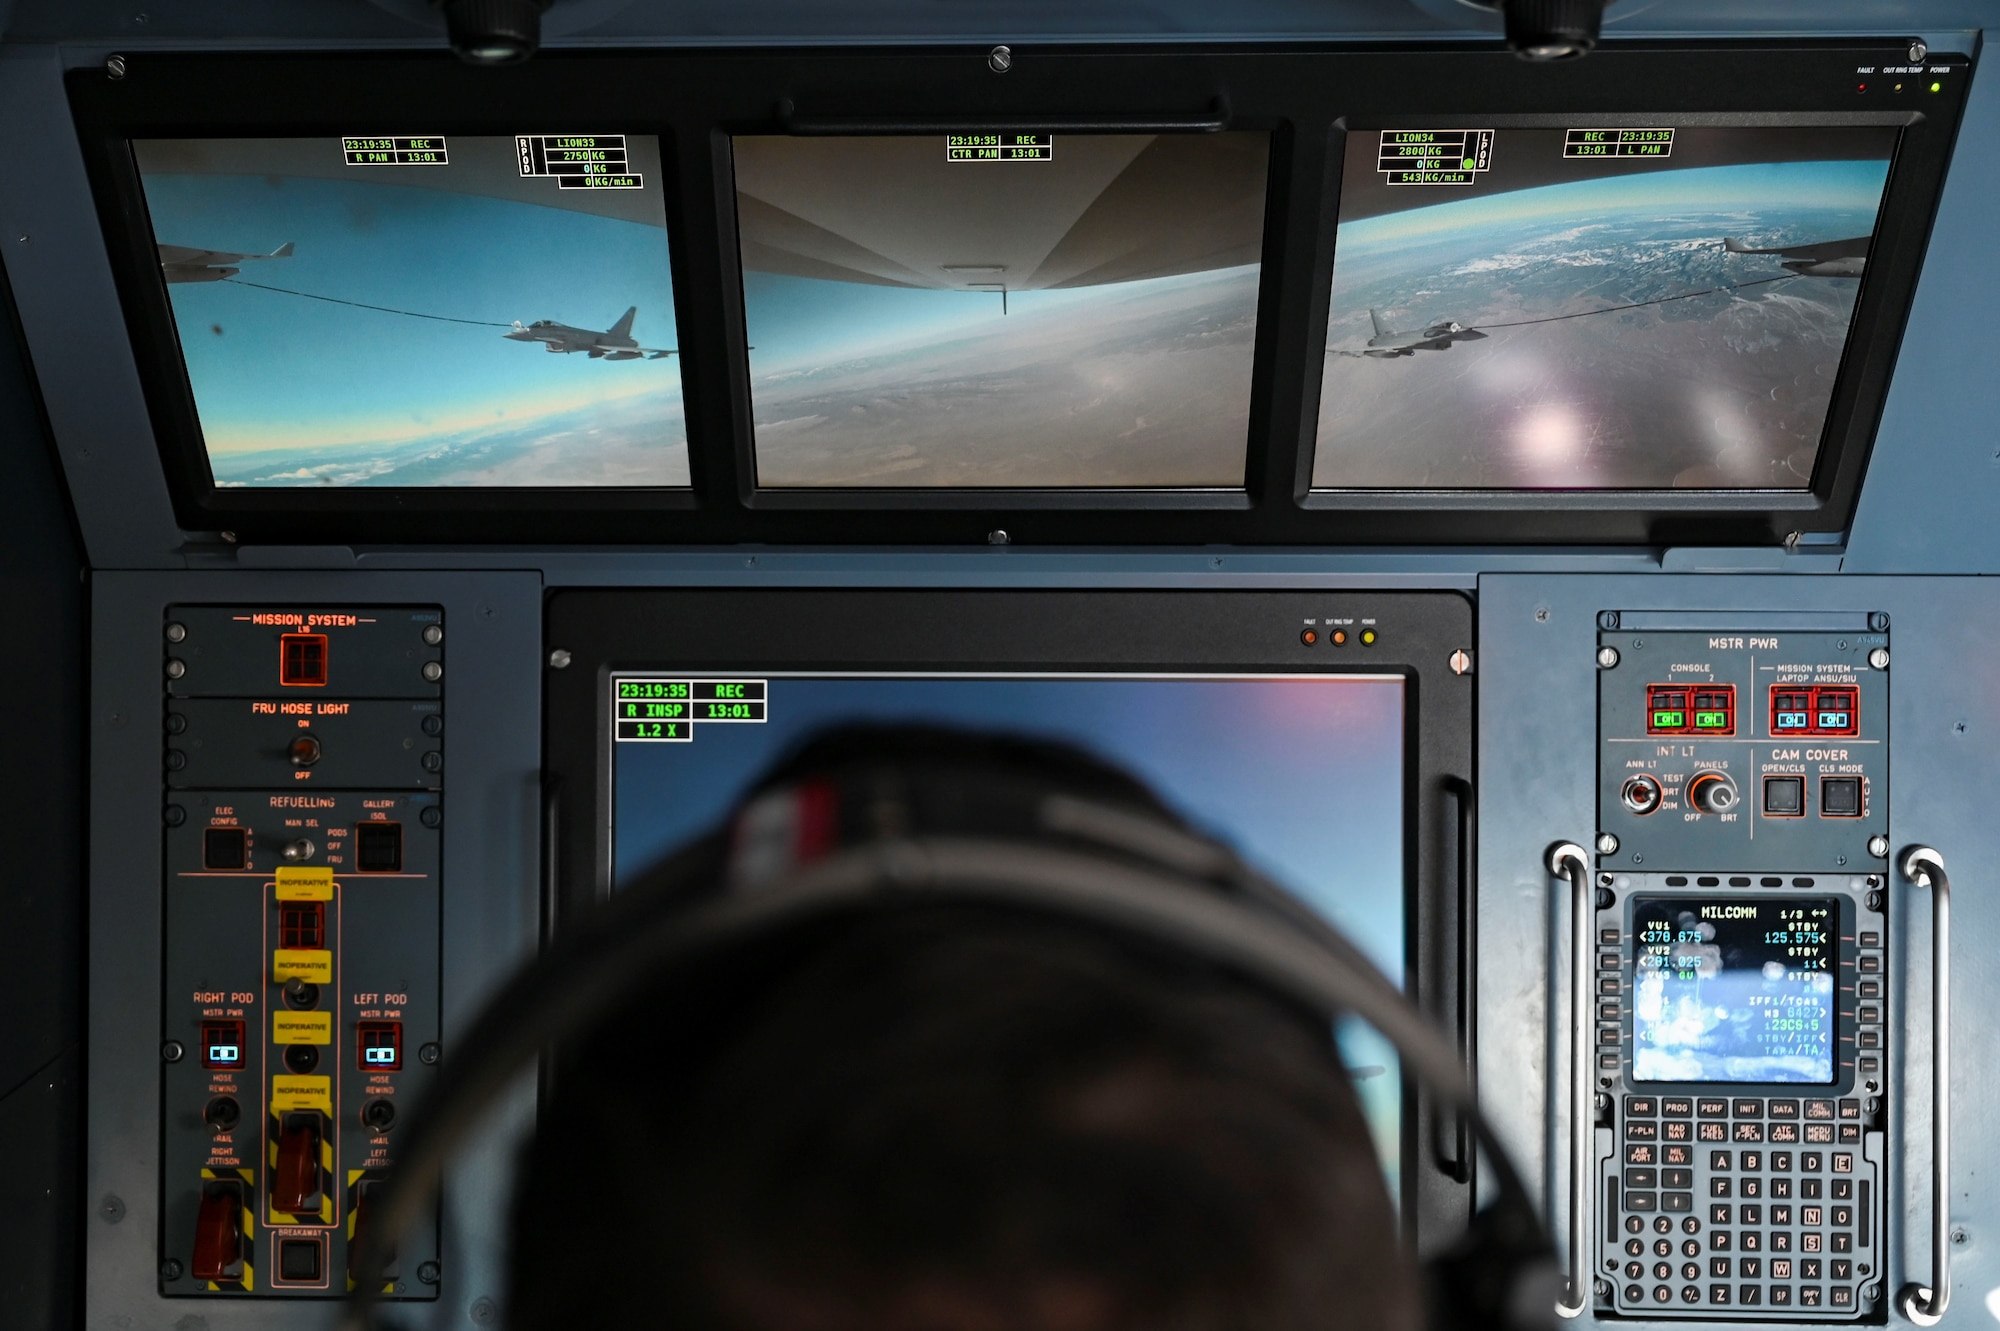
1313 124 1900 490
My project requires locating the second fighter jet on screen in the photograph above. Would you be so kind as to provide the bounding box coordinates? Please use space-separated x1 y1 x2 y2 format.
505 306 677 359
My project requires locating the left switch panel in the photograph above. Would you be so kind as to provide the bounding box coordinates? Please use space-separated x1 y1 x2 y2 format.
160 607 442 1302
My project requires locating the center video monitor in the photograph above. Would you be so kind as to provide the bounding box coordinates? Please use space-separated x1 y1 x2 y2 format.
131 134 689 488
730 132 1271 488
609 671 1408 1185
1313 124 1900 490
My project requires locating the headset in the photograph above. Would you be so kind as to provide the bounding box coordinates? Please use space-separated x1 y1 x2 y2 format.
344 732 1560 1331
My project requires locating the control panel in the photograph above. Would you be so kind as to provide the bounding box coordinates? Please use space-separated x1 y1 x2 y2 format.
1587 614 1890 1319
159 607 442 1300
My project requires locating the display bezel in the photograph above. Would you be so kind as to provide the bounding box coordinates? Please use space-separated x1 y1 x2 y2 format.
1624 893 1857 1096
66 41 1972 545
543 587 1474 1243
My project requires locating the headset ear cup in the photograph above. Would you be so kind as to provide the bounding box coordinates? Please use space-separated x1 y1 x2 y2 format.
1421 1198 1563 1331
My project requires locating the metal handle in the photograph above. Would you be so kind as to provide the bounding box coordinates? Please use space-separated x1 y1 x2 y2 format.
774 96 1231 135
1898 846 1951 1326
1549 841 1593 1318
1437 778 1477 1184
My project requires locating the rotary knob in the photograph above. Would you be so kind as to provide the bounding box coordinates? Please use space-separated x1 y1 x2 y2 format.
1686 771 1739 814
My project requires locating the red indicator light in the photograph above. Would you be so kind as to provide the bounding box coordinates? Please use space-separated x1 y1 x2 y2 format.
201 1019 246 1069
1299 628 1317 646
1330 630 1346 645
279 633 328 687
279 901 325 951
358 1021 403 1071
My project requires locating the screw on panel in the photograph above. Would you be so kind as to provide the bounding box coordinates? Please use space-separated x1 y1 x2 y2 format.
1868 647 1890 670
471 1297 500 1325
421 661 443 682
1596 610 1620 630
1910 40 1929 63
988 45 1013 72
1596 646 1620 669
1534 607 1550 622
1448 648 1473 676
987 530 1010 545
161 1040 184 1062
423 624 444 645
1867 835 1890 859
1596 833 1620 856
160 1259 181 1281
163 805 186 827
419 1042 442 1065
1868 611 1890 631
548 648 573 670
164 622 186 642
420 806 443 828
165 658 186 679
418 1260 442 1285
1952 1225 1969 1246
99 1195 125 1224
105 53 127 78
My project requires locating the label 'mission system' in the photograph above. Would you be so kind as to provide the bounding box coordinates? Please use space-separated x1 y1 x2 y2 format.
1632 898 1837 1084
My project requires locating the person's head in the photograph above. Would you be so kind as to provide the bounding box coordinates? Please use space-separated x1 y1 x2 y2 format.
507 731 1419 1331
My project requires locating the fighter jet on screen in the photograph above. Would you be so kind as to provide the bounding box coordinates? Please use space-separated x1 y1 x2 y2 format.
1722 235 1870 278
504 306 677 360
158 241 293 283
1352 308 1488 358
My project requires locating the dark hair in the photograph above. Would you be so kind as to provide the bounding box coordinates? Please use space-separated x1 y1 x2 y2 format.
509 910 1416 1331
507 728 1417 1330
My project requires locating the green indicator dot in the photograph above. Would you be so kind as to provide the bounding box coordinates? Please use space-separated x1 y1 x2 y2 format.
1462 158 1474 169
1932 82 1942 92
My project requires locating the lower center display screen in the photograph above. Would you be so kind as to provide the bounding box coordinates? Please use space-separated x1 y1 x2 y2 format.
610 672 1407 1185
1631 897 1837 1084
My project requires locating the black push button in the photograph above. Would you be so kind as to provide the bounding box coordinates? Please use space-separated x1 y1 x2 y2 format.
1663 1193 1693 1212
1767 1100 1799 1119
1625 1168 1657 1188
355 821 403 873
1732 1099 1764 1119
202 826 248 870
279 1238 320 1282
1763 775 1804 815
1697 1098 1729 1119
1628 1193 1658 1211
1821 776 1861 816
1663 1169 1692 1188
1625 1097 1657 1117
1661 1097 1693 1118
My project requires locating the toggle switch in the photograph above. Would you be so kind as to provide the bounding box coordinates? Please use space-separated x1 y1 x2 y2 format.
191 1180 245 1281
289 734 322 767
272 1113 323 1214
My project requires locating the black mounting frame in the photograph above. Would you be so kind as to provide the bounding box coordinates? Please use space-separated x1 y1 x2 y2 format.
68 40 1972 546
541 587 1476 1246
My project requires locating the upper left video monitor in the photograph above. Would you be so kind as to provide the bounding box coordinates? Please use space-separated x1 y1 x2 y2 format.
132 135 689 488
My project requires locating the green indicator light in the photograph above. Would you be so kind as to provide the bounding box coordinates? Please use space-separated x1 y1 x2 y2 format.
1462 158 1474 169
1932 82 1943 92
1694 711 1728 729
1653 711 1685 729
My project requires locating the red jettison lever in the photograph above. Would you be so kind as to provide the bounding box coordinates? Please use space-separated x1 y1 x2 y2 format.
191 1184 242 1281
272 1116 320 1213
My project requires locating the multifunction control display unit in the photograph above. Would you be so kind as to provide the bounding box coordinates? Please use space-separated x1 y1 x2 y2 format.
159 607 443 1301
1589 613 1889 1319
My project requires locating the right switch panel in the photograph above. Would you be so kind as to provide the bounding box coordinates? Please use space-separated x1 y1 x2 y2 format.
1588 613 1890 1320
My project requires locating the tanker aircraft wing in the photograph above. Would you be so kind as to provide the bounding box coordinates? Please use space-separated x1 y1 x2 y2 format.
1722 235 1870 278
158 241 294 283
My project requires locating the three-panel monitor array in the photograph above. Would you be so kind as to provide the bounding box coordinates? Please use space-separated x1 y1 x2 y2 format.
71 44 1972 542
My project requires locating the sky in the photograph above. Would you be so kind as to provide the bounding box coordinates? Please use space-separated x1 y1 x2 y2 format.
139 157 686 457
1336 159 1894 258
612 675 1411 1177
740 268 1206 374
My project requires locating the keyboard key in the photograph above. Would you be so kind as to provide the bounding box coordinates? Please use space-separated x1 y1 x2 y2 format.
1626 1145 1656 1165
1739 1285 1761 1306
1772 1205 1792 1226
1773 1231 1791 1251
1767 1100 1800 1119
1739 1152 1762 1171
1663 1193 1692 1213
1804 1100 1836 1120
1710 1257 1730 1278
1740 1177 1762 1198
1803 1259 1822 1280
1662 1120 1691 1142
1802 1152 1823 1172
1834 1154 1854 1173
1832 1260 1852 1280
1711 1231 1732 1252
1628 1192 1658 1211
1771 1151 1793 1172
1831 1233 1851 1253
1698 1121 1727 1142
1829 1179 1849 1200
1837 1100 1861 1120
1741 1231 1761 1251
1802 1206 1822 1226
1832 1287 1853 1308
1840 1124 1861 1143
1697 1098 1729 1119
1663 1146 1693 1166
1711 1178 1732 1198
1772 1178 1793 1199
1805 1124 1834 1143
1661 1097 1693 1117
1800 1286 1822 1307
1771 1287 1792 1306
1771 1259 1792 1279
1734 1123 1765 1142
1627 1120 1658 1140
1626 1097 1658 1117
1625 1168 1657 1188
1710 1150 1731 1170
1662 1169 1692 1188
1830 1206 1849 1226
1709 1284 1730 1305
1710 1205 1732 1224
1769 1122 1799 1143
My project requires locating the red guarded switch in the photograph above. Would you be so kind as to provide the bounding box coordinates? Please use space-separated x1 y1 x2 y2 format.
191 1182 244 1281
272 1114 322 1214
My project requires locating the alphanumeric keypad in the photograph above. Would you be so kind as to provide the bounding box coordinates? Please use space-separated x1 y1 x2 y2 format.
1610 1097 1875 1316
